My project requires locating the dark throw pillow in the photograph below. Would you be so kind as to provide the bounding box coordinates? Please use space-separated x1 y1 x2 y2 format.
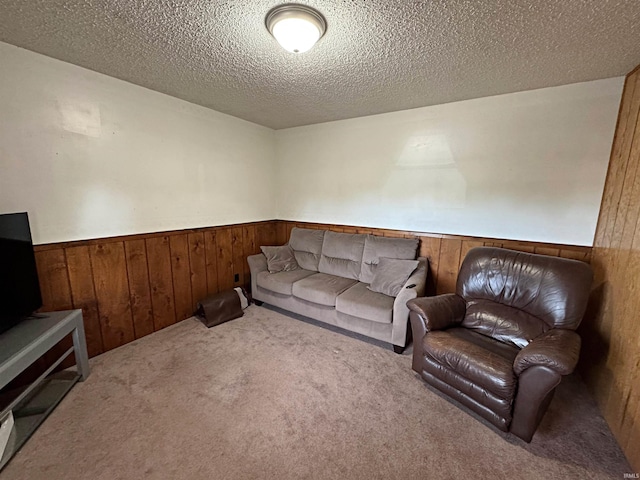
261 245 300 273
368 257 419 297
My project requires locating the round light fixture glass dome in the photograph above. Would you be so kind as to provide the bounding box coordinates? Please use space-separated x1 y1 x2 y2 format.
266 4 327 54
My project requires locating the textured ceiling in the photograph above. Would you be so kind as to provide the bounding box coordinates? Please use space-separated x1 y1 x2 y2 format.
1 1 639 129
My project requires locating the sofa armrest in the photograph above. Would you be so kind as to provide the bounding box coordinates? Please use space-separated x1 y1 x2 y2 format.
391 257 428 347
247 253 268 274
247 254 268 301
513 329 581 376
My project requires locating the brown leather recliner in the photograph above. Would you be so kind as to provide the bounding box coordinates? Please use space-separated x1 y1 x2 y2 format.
407 247 593 442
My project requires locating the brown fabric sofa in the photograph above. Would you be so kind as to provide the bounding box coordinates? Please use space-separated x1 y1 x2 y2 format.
248 227 428 352
407 246 593 441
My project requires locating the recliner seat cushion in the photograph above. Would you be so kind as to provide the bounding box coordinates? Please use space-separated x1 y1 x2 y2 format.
318 231 366 280
335 282 394 324
292 273 357 307
256 269 315 296
423 328 518 400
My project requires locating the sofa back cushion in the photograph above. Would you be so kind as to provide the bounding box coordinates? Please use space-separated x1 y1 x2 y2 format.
318 231 366 280
288 228 325 271
360 235 419 284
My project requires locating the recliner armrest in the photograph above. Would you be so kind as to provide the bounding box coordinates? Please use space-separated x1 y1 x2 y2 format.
513 329 581 376
406 294 466 332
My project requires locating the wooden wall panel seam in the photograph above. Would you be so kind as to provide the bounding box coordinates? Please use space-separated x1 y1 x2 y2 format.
141 240 157 333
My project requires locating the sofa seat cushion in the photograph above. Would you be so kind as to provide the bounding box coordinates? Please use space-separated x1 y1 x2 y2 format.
423 328 518 400
335 282 394 324
292 273 357 307
257 269 315 296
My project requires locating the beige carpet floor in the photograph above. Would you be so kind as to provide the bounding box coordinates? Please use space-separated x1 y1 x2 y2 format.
1 305 631 480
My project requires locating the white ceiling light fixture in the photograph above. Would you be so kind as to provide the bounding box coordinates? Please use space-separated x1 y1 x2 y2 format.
266 4 327 54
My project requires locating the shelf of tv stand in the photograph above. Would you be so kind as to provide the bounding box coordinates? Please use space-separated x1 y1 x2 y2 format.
0 310 90 471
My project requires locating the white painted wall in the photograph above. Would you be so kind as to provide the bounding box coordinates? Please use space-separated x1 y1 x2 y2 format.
275 78 623 246
0 42 623 247
0 42 276 244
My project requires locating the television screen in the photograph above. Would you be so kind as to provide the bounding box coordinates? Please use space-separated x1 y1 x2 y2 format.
0 212 43 335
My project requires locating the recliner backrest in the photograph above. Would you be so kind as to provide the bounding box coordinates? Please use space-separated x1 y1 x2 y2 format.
456 247 593 346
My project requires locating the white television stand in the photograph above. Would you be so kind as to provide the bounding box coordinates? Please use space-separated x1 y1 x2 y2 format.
0 309 90 470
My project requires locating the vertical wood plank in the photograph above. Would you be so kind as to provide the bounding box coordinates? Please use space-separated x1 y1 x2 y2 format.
559 249 591 262
66 246 103 357
534 246 560 257
242 225 257 288
188 232 208 308
89 242 135 351
216 228 235 292
26 249 74 372
145 236 176 330
204 230 219 295
418 236 442 295
124 239 155 338
170 234 193 321
436 239 462 295
483 242 503 248
276 221 288 245
459 240 484 267
380 229 405 237
605 192 640 432
285 222 295 241
231 226 245 288
256 222 278 248
501 241 536 253
34 249 73 311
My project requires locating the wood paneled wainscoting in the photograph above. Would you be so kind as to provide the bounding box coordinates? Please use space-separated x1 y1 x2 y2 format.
32 219 591 365
33 221 278 359
584 63 640 471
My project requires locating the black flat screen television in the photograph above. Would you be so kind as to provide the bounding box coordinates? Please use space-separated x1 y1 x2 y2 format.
0 212 43 335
